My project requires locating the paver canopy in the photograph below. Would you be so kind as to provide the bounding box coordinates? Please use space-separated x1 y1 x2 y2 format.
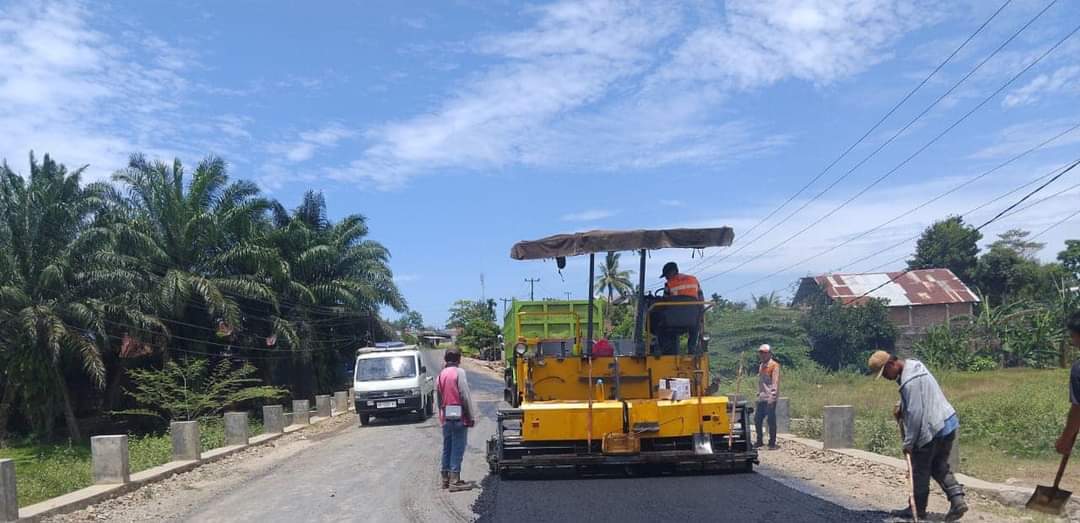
510 227 735 260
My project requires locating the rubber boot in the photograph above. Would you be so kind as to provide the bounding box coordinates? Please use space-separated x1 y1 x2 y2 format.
448 472 476 492
441 471 450 490
945 494 968 521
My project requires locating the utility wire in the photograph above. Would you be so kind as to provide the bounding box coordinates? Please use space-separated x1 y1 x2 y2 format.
715 124 1080 295
698 18 1080 286
678 0 1022 281
847 158 1080 302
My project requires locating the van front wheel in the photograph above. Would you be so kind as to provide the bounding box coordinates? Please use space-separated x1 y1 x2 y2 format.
425 394 435 417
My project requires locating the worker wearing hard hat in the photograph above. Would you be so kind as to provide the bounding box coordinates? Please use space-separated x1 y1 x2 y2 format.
868 350 967 521
659 262 704 354
755 344 780 450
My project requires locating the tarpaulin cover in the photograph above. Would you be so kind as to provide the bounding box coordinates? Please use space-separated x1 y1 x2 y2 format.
510 227 734 260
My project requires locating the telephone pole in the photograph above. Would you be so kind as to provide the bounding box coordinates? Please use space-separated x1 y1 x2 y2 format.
525 278 540 300
500 297 513 318
564 292 572 301
480 273 486 301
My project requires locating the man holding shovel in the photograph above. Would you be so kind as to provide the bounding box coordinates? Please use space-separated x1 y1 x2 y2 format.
868 350 967 521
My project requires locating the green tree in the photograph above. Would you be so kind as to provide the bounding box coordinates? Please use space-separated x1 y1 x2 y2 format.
1059 240 1080 281
801 298 897 371
121 358 286 421
752 292 782 310
266 191 405 397
594 252 634 333
108 155 286 361
706 307 811 375
457 317 500 353
907 216 982 284
446 299 495 329
394 310 424 331
993 229 1045 260
0 155 130 440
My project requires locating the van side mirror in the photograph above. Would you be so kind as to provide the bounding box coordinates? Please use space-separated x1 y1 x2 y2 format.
421 366 428 374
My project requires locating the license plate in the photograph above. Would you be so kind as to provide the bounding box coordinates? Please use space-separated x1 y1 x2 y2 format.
376 401 396 409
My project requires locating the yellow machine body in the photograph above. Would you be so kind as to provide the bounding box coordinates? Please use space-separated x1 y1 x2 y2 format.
520 397 731 441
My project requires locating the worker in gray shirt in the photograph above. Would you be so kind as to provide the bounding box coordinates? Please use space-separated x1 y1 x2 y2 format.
869 350 967 521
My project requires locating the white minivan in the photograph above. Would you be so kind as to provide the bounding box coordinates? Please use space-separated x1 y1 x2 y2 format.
353 342 438 426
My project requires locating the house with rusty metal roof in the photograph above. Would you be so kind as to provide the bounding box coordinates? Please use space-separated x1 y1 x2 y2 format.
792 268 980 331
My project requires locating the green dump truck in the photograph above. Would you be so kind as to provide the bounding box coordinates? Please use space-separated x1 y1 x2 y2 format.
500 299 603 405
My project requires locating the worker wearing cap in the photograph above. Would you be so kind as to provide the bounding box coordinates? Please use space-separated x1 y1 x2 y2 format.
658 262 704 354
868 350 967 521
755 344 780 449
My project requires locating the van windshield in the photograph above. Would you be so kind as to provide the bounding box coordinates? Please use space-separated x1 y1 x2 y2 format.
356 355 417 381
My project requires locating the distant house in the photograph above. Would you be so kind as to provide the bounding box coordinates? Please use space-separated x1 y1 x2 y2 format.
792 268 980 330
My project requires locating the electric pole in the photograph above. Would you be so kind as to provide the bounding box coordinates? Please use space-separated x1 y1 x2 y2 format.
500 297 512 318
480 273 485 301
525 278 540 301
564 292 572 301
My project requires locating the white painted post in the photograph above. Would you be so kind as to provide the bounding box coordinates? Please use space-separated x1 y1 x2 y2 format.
823 405 854 449
263 405 285 434
292 400 310 425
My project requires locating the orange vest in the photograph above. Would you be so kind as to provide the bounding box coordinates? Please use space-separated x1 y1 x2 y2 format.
664 273 701 298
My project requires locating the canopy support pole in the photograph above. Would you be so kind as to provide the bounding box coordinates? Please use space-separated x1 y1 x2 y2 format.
633 249 647 355
586 253 595 358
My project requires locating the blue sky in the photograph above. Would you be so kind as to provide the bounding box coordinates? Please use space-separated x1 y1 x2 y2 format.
2 0 1079 326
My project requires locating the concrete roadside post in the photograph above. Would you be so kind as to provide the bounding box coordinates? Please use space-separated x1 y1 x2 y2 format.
263 405 285 434
775 397 790 434
91 435 130 484
823 405 854 449
315 395 331 418
0 459 17 522
348 389 355 410
224 412 249 446
171 421 201 461
334 391 348 414
292 400 310 425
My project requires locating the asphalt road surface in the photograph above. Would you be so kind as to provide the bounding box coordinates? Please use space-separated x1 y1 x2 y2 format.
180 363 898 522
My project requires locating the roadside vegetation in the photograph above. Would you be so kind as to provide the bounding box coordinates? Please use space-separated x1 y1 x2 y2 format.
0 153 405 505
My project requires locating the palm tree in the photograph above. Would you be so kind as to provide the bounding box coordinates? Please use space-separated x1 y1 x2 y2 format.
752 292 782 310
108 154 287 361
0 154 121 440
594 252 634 334
267 191 405 396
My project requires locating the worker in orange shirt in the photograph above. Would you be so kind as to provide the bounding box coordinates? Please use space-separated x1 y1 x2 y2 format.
658 262 704 354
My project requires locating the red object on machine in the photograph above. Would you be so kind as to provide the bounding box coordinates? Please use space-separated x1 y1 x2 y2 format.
592 338 614 357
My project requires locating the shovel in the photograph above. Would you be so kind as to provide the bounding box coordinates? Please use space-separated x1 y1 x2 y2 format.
896 418 918 523
692 354 713 456
1027 451 1072 515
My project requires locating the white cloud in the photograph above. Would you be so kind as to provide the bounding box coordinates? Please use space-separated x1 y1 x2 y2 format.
969 118 1080 160
561 209 617 221
269 124 355 163
660 199 683 207
657 0 933 89
0 1 196 179
333 0 939 189
1003 65 1080 107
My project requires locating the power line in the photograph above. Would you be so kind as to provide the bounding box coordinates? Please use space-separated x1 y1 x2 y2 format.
714 124 1080 295
1031 209 1080 241
698 17 1080 286
678 0 1020 281
848 158 1080 302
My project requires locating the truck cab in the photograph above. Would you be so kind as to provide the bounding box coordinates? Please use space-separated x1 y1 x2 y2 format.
353 342 437 426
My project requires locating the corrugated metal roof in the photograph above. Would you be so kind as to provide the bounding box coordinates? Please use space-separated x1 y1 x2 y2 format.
814 268 980 306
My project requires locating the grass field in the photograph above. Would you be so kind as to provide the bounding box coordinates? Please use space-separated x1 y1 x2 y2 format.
0 417 263 508
769 366 1073 488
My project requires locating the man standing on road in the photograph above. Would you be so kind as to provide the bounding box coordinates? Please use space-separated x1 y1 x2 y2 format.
868 350 967 521
755 344 780 450
437 349 477 492
1054 311 1080 456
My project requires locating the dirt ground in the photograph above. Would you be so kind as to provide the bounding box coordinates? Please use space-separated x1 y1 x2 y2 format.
44 413 358 523
759 439 1069 522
